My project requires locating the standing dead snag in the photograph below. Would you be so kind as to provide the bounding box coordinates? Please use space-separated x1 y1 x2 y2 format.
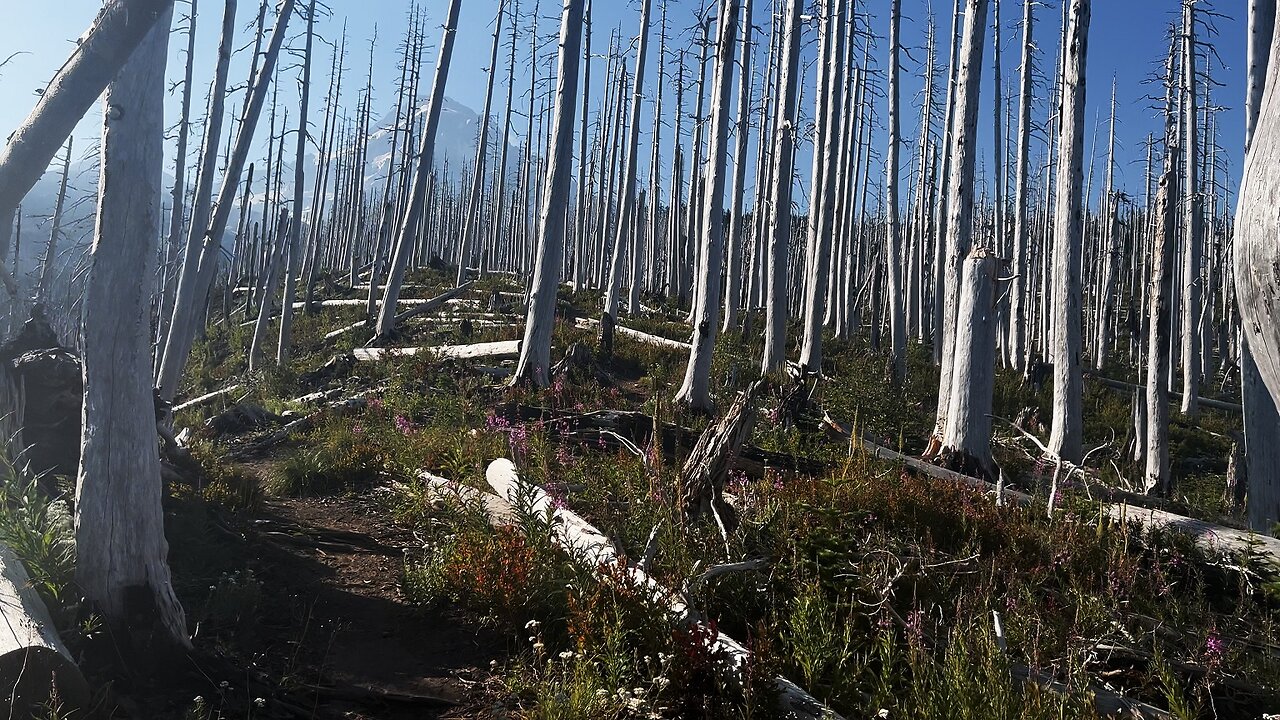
938 246 998 480
676 0 738 412
77 7 189 649
760 0 804 377
511 0 586 388
1048 0 1090 464
680 380 765 531
929 0 988 455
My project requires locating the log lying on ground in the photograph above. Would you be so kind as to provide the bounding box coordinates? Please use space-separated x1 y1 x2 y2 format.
573 316 691 351
392 281 475 323
173 384 242 413
822 414 1280 574
1085 372 1242 414
482 459 842 720
352 339 521 363
228 390 376 459
0 544 89 716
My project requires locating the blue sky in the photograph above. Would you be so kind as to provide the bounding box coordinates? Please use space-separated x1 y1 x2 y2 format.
0 0 1249 210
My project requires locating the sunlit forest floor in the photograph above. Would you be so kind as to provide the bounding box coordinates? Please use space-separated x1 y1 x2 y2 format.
13 269 1277 719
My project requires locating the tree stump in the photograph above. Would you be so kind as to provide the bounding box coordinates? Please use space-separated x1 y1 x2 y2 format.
679 380 765 529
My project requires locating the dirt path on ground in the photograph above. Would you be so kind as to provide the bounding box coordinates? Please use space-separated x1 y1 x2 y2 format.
240 492 507 719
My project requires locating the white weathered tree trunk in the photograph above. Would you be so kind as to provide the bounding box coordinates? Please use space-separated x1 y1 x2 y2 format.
1236 0 1280 532
929 0 989 452
760 0 803 377
35 137 72 305
884 0 906 382
1047 0 1090 463
941 246 998 479
76 8 188 648
156 0 294 400
602 0 653 321
1180 0 1203 419
676 0 738 412
720 0 753 333
1146 170 1177 495
373 0 463 341
511 0 585 388
156 0 198 346
457 0 507 284
276 0 315 366
1008 0 1034 371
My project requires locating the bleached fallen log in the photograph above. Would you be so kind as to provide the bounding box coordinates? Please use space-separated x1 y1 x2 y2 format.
0 543 89 716
392 281 475 323
353 340 521 363
172 384 242 413
483 459 841 720
823 413 1280 574
573 317 691 351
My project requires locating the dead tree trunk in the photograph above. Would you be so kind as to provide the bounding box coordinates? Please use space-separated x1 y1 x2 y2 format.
372 0 463 342
1047 0 1090 463
276 0 316 366
760 0 803 377
76 7 189 649
511 0 585 388
675 0 738 412
940 246 998 480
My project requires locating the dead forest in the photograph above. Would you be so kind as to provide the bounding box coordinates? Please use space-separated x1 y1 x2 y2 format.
0 0 1278 717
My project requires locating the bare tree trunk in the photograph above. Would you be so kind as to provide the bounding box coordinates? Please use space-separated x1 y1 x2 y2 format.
602 0 654 321
511 0 585 387
1008 0 1034 371
760 0 803 376
76 7 188 648
721 0 752 333
36 137 72 306
1180 0 1203 419
1047 0 1090 463
1146 170 1177 495
458 1 507 284
940 246 997 479
675 0 738 412
373 0 463 341
929 0 989 452
1236 0 1280 532
276 0 315 366
157 0 198 345
884 0 906 382
158 0 296 400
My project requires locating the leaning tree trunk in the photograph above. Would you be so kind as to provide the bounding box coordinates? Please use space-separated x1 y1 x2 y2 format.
35 137 72 306
1047 0 1090 464
675 0 738 412
511 0 585 387
760 0 803 377
76 8 188 649
929 0 989 453
373 0 463 342
156 0 293 401
0 0 177 293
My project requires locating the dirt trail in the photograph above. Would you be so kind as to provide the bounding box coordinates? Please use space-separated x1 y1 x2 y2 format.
241 493 506 719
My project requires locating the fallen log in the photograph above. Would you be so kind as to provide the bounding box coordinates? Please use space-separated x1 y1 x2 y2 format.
483 459 842 720
822 414 1280 574
1085 372 1242 414
573 317 691 351
0 543 89 717
392 281 475 324
173 384 242 413
352 339 521 363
